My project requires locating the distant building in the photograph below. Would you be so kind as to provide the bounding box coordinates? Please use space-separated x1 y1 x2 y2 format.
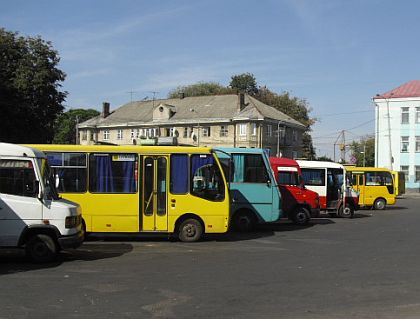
78 93 306 158
374 80 420 191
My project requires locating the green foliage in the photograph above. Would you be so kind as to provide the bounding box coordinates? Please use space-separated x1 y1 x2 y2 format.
53 109 99 144
316 155 334 162
168 82 233 98
229 73 258 94
0 28 67 143
349 137 375 167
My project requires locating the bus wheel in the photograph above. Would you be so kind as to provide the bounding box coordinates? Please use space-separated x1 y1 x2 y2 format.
374 198 386 210
232 211 256 232
291 206 310 225
338 204 354 218
178 218 203 242
25 234 58 263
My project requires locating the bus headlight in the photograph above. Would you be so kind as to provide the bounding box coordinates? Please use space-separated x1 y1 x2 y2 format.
65 215 82 228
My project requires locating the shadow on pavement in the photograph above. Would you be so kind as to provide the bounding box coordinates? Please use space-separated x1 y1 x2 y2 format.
0 243 133 275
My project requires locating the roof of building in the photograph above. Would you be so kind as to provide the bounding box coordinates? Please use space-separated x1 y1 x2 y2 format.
375 80 420 99
79 94 306 129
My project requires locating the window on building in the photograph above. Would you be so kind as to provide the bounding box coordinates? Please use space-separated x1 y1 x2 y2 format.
415 166 420 182
266 125 272 137
146 128 158 137
401 136 409 152
166 128 175 137
416 107 420 124
400 165 409 182
292 129 298 142
81 130 87 141
202 127 211 137
251 123 257 136
103 130 110 140
183 127 189 138
220 125 228 137
136 129 141 138
117 129 123 140
278 126 285 140
238 124 247 136
401 107 409 124
416 136 420 152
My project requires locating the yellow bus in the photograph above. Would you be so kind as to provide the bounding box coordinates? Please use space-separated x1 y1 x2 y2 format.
28 144 230 242
346 167 396 210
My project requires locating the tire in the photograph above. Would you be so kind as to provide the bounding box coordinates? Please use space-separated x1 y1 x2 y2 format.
25 234 58 263
232 211 256 232
338 204 354 218
178 218 203 242
374 198 386 210
291 206 310 225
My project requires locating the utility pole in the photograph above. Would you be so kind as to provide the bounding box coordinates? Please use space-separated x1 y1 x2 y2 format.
75 115 79 144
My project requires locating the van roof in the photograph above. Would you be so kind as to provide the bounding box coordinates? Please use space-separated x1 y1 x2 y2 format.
296 160 344 169
0 143 45 158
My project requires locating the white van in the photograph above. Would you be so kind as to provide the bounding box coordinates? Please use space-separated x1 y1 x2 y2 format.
0 143 84 262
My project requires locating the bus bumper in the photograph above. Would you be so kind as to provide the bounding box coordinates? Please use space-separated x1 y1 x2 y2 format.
58 230 84 249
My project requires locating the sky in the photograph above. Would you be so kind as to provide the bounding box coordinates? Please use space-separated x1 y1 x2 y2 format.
2 0 420 159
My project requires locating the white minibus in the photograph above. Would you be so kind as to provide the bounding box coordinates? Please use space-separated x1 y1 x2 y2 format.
0 143 83 262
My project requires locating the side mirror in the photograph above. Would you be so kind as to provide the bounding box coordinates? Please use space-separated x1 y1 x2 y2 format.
267 179 272 187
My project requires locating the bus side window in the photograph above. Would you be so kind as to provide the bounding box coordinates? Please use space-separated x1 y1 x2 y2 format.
46 152 87 193
170 154 189 194
89 153 137 193
190 154 224 201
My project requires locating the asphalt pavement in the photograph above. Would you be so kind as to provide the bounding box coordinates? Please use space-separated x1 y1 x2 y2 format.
1 197 420 319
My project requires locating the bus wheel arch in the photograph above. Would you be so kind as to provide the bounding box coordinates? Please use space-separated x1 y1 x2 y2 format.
373 198 387 210
290 205 311 225
232 209 257 232
175 214 205 242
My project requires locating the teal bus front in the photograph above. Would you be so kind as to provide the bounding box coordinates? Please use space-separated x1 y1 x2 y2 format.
216 148 282 231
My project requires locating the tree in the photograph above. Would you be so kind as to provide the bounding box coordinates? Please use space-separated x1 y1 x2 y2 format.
168 82 233 98
0 28 67 143
255 86 316 159
349 136 375 167
316 155 333 162
229 73 258 95
53 109 100 144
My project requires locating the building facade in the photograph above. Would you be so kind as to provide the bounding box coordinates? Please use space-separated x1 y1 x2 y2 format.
374 80 420 191
78 93 307 158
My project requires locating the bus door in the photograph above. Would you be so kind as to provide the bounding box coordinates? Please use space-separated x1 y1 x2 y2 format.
350 172 365 204
142 156 168 231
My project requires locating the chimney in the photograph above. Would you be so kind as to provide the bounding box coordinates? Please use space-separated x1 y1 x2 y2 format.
102 102 110 118
179 92 185 99
238 92 245 111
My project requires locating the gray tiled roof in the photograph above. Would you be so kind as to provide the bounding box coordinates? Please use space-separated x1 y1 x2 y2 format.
79 94 306 129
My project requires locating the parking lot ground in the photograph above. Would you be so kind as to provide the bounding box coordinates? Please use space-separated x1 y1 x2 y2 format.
1 197 420 319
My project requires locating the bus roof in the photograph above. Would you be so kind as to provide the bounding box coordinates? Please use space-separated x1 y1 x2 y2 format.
269 157 299 167
296 160 344 169
1 143 45 158
25 144 213 154
346 166 392 172
215 147 266 154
